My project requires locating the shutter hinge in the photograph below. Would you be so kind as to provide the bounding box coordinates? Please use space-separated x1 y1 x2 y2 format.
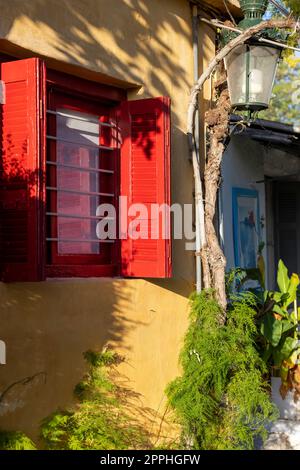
0 81 6 105
166 128 170 148
39 99 43 118
167 243 171 266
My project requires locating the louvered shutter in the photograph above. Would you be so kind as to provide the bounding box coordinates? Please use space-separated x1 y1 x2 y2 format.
0 58 45 281
118 97 171 278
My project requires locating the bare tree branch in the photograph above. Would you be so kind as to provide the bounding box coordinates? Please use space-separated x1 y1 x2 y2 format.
188 18 299 316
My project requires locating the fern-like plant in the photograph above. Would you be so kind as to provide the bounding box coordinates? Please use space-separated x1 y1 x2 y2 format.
0 431 36 450
41 349 151 450
166 290 278 450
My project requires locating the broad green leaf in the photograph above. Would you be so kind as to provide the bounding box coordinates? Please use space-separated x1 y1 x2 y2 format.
273 291 289 305
281 320 296 334
277 260 290 294
280 337 298 360
262 344 273 363
260 314 283 347
263 290 269 302
291 309 299 324
272 304 287 317
273 349 285 367
281 293 290 305
286 349 300 368
280 364 289 382
285 273 300 308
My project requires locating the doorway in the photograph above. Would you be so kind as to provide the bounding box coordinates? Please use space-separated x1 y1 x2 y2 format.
273 181 300 276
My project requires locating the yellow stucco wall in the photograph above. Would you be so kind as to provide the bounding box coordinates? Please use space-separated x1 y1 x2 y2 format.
0 0 216 442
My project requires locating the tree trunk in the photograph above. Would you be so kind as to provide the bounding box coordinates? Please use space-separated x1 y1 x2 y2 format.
205 86 231 318
187 18 298 321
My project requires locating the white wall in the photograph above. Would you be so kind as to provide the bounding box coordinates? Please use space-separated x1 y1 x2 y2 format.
221 135 267 274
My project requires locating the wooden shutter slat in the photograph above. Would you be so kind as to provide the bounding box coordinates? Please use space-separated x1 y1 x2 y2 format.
0 58 45 281
118 97 171 278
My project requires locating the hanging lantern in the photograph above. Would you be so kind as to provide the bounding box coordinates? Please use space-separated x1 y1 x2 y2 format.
224 42 281 111
239 0 269 29
223 0 283 112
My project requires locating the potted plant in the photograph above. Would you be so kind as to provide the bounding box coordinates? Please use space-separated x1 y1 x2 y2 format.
259 260 300 420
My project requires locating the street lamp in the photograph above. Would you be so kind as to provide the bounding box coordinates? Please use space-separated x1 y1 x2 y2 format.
223 0 282 112
224 42 281 111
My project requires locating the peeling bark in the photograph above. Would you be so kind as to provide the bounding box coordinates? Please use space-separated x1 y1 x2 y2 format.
204 86 231 317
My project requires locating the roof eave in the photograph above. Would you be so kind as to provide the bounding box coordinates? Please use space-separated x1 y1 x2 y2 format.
190 0 243 21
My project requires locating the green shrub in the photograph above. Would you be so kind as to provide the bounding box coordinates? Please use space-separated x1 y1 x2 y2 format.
41 350 151 450
166 290 278 450
0 431 36 450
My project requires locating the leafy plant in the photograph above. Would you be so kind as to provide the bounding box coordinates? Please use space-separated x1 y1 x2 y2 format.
166 290 277 450
258 260 300 401
225 242 266 299
0 430 36 450
40 349 151 450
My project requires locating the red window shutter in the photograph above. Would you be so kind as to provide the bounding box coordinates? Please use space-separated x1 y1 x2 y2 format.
118 97 171 278
0 58 45 281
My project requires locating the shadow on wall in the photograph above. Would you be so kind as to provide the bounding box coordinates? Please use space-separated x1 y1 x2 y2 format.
0 0 208 441
0 130 165 440
0 0 215 280
0 279 146 440
0 84 189 443
0 0 192 94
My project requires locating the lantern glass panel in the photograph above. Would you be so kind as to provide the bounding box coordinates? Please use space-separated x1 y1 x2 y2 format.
249 46 280 106
224 44 280 110
224 45 247 107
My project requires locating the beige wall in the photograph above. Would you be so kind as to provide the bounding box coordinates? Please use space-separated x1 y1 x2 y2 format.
0 0 216 442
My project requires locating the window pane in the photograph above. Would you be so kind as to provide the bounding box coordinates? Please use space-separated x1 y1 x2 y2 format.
56 109 100 255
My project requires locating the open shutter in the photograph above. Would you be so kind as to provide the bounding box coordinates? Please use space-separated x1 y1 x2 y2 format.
0 58 45 281
118 97 171 278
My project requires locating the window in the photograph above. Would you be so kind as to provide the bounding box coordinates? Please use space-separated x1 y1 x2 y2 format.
0 58 171 281
46 92 118 277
